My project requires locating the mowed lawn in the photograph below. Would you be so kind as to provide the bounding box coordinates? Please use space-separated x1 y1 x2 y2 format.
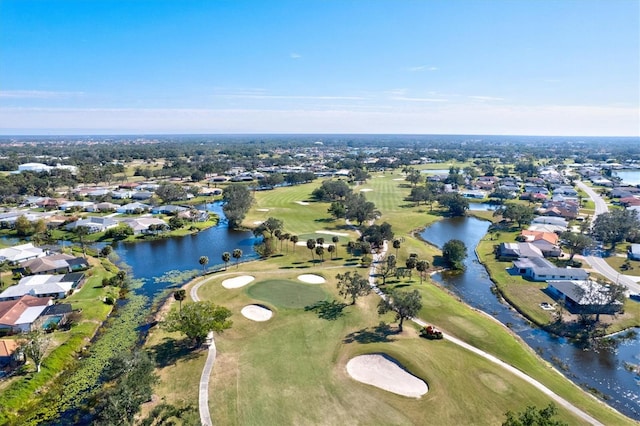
144 178 635 426
147 265 603 425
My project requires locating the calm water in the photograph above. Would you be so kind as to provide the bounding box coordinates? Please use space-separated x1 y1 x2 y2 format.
421 217 640 420
615 170 640 186
112 202 258 299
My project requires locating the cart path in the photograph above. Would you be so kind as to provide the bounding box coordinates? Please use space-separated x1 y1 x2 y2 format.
364 237 604 425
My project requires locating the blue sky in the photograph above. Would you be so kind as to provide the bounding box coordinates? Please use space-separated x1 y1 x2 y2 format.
0 0 638 136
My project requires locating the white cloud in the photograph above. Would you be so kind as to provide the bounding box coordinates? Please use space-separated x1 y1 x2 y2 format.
407 65 438 72
0 104 637 136
468 96 505 102
0 90 85 99
290 53 302 59
391 96 448 103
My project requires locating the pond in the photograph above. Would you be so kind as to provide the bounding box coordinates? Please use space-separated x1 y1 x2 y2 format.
421 217 640 420
112 202 258 299
614 169 640 186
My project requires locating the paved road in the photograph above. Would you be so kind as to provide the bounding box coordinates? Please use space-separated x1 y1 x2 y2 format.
364 238 604 425
575 181 640 294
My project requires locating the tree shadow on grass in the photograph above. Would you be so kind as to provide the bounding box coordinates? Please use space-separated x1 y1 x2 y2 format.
150 337 201 368
343 322 396 344
305 300 348 320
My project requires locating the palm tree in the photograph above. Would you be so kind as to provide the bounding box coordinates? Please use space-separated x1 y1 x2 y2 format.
405 257 417 279
315 245 325 262
199 256 209 275
332 236 340 257
306 239 316 261
221 252 231 270
173 289 186 314
393 239 401 258
232 249 243 268
416 260 429 285
327 244 335 259
282 233 291 252
290 235 299 252
75 225 90 259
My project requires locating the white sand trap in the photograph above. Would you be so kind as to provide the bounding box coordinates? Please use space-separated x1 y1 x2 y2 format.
241 305 273 322
297 274 326 284
295 201 310 205
256 208 270 212
392 178 405 181
346 354 428 398
359 188 373 192
252 221 263 225
316 230 349 237
296 241 331 248
222 275 255 289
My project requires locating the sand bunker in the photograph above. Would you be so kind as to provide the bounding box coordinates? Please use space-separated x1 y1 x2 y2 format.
252 221 263 225
241 305 273 322
392 178 405 181
256 208 270 212
295 201 310 205
297 274 326 284
222 275 255 289
316 230 349 237
359 188 373 192
346 354 428 398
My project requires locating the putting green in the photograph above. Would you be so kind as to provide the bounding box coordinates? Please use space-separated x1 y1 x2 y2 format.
246 279 328 309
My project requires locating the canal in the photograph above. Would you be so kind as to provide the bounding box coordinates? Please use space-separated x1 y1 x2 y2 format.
421 216 640 420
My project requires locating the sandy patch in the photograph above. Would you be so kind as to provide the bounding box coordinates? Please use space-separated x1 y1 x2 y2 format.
241 305 273 322
256 208 270 212
252 221 263 225
359 188 373 192
296 241 331 248
316 230 349 237
346 354 428 398
222 275 255 289
392 178 405 181
295 201 310 205
297 274 326 284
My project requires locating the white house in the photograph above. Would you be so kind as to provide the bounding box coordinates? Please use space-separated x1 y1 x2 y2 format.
0 243 46 264
0 273 85 301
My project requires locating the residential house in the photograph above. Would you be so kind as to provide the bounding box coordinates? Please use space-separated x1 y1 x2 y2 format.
111 190 133 199
0 295 53 334
59 201 96 212
119 217 168 235
116 202 150 214
19 254 88 275
629 244 640 261
0 273 85 301
547 280 623 315
518 230 562 257
498 243 543 260
0 243 46 265
88 202 119 213
0 338 22 366
151 205 187 215
511 257 588 282
131 191 154 201
66 216 118 233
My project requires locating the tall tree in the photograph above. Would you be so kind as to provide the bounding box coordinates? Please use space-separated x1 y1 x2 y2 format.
163 301 232 347
416 260 429 284
393 239 401 258
437 193 469 216
377 289 422 332
74 225 90 259
405 257 417 278
332 236 340 257
591 209 640 249
253 217 284 239
315 245 325 262
336 271 371 305
290 235 299 252
560 232 594 260
173 289 187 314
306 239 317 261
232 248 243 268
198 256 209 275
20 330 51 373
442 239 467 270
221 252 231 270
222 184 253 229
377 254 397 285
495 203 536 228
327 244 335 259
502 403 567 426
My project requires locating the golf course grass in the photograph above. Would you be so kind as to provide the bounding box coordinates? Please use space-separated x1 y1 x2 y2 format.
143 173 637 426
246 279 328 309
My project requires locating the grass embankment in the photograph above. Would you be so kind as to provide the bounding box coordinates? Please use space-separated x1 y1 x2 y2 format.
0 256 116 423
145 174 635 425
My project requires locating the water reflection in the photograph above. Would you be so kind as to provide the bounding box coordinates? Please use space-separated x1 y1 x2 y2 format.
421 216 640 420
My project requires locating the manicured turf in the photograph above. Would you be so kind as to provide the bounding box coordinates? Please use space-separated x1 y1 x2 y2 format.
246 279 328 308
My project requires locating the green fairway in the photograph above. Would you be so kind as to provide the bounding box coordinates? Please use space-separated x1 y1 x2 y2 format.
246 279 328 308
